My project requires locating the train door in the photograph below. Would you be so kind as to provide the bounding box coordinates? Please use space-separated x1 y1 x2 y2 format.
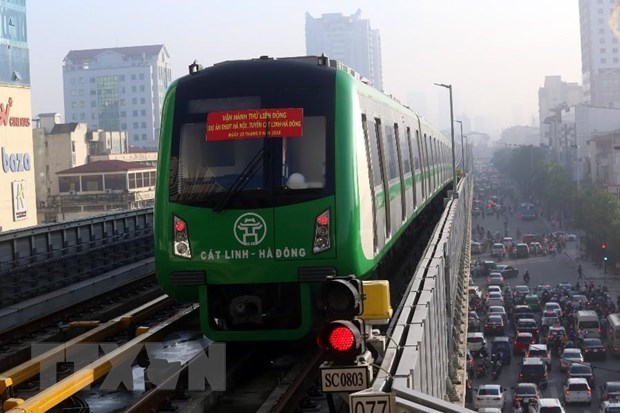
406 127 418 210
394 123 409 222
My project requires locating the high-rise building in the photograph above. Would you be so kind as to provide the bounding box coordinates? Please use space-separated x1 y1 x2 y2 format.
0 0 38 230
62 45 172 148
578 0 620 107
305 10 383 90
538 75 583 144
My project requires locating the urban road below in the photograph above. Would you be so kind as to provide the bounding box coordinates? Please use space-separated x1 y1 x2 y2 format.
470 209 620 413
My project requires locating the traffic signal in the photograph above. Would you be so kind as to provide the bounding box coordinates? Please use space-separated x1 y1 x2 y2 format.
602 243 607 251
318 276 366 364
320 276 363 319
317 319 366 363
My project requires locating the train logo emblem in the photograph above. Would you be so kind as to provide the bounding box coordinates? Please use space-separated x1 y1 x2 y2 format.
234 213 267 246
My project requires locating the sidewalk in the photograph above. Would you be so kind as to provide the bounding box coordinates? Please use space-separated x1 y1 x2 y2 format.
564 240 620 299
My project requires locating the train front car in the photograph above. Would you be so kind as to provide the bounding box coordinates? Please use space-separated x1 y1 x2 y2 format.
155 57 365 341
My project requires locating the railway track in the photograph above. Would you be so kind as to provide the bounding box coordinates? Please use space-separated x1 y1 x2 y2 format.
2 299 197 412
0 274 159 374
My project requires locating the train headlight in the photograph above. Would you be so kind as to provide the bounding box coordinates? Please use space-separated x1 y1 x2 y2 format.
173 216 192 258
313 209 331 254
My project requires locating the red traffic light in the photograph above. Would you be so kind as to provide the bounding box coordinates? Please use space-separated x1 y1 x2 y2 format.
602 243 607 250
317 320 365 363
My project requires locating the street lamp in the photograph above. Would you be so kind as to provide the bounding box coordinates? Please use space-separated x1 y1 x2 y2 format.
434 83 457 198
455 120 465 172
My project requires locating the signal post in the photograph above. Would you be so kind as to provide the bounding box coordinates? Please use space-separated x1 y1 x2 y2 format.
317 276 393 409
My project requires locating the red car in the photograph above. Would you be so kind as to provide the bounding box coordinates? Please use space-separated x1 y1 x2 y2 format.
513 332 534 355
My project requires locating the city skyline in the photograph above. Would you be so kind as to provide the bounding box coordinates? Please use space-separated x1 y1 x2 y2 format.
26 0 583 138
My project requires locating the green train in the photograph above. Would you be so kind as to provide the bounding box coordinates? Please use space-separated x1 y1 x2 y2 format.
154 56 452 341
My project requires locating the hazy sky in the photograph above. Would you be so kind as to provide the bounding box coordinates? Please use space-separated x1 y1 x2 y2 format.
26 0 582 138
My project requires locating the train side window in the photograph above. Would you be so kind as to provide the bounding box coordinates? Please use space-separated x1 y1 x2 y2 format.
383 124 398 180
406 126 417 206
413 129 421 170
374 118 391 236
394 123 406 221
361 114 378 251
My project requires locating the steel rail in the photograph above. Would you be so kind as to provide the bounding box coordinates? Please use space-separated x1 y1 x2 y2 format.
0 295 172 396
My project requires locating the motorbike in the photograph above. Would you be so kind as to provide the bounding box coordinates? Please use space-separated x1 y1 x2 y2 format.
491 360 502 380
523 274 530 284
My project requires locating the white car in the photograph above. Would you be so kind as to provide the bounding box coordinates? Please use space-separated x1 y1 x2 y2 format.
600 401 620 413
487 291 504 307
528 398 565 413
467 332 487 353
544 302 562 317
563 377 591 404
488 305 508 324
514 285 530 297
560 348 584 371
473 384 504 410
486 285 502 296
487 272 504 287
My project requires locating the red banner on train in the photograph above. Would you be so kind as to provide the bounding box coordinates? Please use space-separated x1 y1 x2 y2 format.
206 108 303 141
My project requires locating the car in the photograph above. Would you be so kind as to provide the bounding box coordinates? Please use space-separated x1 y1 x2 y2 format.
600 381 620 403
580 338 606 360
557 282 573 291
517 318 539 338
467 332 487 353
475 260 498 278
563 377 592 404
526 344 551 369
568 363 595 386
486 285 502 297
473 384 505 410
512 382 541 407
490 336 512 365
527 398 565 413
487 272 505 287
514 332 535 355
514 285 530 298
471 241 484 254
560 348 584 372
496 264 519 279
515 243 530 258
513 305 535 323
488 305 508 324
536 284 552 293
572 294 588 306
567 234 577 241
484 315 505 336
529 241 543 255
543 326 567 344
519 358 548 389
599 400 620 413
525 294 541 312
492 243 506 258
541 310 560 327
487 291 504 307
543 302 562 317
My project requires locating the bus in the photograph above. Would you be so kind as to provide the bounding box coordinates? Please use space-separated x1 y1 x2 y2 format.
519 202 538 220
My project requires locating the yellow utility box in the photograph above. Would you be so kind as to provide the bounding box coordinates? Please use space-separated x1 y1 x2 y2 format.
360 280 392 324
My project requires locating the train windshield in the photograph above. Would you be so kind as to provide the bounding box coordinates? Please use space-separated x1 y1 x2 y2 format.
169 91 333 209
